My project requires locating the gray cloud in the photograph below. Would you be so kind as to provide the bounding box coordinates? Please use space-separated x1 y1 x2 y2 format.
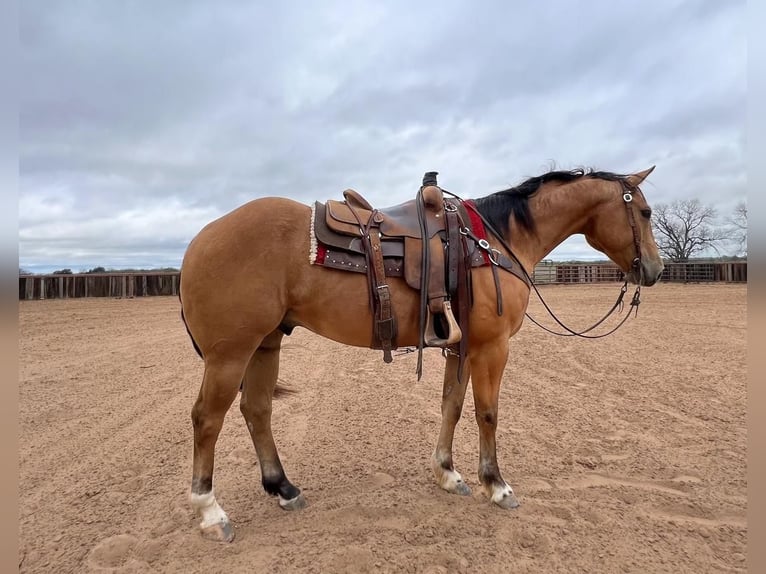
19 0 746 272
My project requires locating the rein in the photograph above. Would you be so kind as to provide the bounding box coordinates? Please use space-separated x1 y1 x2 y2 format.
442 180 644 339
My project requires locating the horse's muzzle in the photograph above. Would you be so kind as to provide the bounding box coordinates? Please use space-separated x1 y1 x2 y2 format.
628 261 664 287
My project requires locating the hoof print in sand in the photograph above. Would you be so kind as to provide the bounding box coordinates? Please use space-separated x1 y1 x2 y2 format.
87 533 158 573
364 471 395 490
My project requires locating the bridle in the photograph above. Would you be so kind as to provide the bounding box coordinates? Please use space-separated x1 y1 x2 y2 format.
443 177 646 339
621 179 645 287
519 179 646 338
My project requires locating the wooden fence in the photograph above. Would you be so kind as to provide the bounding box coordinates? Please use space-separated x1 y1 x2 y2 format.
18 273 179 300
18 261 746 300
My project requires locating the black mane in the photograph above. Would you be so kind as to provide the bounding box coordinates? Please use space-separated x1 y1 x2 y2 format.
472 168 628 236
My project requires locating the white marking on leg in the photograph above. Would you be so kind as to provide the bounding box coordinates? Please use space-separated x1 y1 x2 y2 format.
489 482 514 504
432 451 467 493
439 468 467 492
190 490 229 528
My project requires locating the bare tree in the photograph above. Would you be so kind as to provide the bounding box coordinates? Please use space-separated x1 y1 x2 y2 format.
726 201 747 256
651 199 728 262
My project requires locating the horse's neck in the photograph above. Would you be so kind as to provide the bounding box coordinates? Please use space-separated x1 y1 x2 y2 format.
511 182 602 271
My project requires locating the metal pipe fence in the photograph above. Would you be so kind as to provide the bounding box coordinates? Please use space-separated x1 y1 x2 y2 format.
530 261 746 284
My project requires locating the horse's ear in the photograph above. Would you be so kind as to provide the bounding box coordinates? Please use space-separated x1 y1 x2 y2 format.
625 166 655 187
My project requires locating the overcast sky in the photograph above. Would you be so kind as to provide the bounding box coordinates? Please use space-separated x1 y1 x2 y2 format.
19 0 746 273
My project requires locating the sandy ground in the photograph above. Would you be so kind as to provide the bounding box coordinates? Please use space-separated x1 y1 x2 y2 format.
19 283 747 573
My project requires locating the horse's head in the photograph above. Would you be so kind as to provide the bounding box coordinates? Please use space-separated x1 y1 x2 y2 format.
583 167 665 286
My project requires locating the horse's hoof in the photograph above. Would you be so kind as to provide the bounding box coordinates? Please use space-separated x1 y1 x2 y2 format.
278 492 307 511
435 466 472 496
200 520 235 543
453 480 472 496
494 490 520 509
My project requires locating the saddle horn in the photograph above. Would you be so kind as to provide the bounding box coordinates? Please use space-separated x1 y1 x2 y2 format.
422 171 439 187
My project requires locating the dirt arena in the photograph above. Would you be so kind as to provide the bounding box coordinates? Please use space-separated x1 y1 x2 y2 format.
19 283 747 573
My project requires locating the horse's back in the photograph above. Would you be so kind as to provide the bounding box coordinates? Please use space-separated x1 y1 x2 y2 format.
183 197 310 275
186 196 308 254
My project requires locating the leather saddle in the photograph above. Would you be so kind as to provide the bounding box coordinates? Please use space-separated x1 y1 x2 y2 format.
312 172 478 376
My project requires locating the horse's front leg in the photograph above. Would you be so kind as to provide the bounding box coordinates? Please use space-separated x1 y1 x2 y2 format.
431 354 472 496
471 339 520 509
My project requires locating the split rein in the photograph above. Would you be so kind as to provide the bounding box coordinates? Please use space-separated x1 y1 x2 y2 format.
522 281 641 339
441 186 644 340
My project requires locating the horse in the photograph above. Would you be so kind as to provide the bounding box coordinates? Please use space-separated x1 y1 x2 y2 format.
179 166 664 541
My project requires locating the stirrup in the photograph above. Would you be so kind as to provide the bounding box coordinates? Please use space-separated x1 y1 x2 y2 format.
424 301 462 347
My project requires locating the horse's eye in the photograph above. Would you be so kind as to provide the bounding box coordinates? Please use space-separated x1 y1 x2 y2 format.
640 209 652 219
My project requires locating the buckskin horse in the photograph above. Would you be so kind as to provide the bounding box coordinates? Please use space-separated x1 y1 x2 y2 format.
179 166 664 541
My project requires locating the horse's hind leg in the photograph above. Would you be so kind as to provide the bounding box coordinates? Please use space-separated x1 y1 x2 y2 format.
432 354 472 496
189 352 251 542
239 330 306 510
